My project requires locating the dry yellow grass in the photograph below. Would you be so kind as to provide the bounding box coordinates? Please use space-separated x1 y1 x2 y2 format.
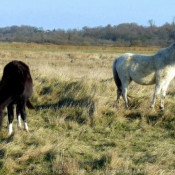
0 43 175 175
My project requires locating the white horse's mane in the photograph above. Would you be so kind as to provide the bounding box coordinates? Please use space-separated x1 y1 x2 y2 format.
156 42 175 55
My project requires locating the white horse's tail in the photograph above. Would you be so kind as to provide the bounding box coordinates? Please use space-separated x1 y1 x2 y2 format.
112 59 121 91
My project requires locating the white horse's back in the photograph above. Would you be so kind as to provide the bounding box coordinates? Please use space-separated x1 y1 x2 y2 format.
116 53 156 85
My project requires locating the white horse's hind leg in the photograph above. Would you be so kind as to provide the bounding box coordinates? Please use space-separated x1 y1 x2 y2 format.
120 79 130 108
123 87 129 108
116 89 122 106
121 82 130 108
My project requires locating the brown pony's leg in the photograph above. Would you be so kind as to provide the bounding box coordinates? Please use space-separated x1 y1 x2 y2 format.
17 100 29 132
7 104 14 135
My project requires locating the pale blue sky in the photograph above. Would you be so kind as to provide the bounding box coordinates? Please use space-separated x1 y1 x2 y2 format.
0 0 175 30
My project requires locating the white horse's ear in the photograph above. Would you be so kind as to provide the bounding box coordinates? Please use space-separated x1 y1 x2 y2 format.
113 42 175 110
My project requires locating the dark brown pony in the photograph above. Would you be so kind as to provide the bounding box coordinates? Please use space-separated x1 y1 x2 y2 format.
0 60 34 135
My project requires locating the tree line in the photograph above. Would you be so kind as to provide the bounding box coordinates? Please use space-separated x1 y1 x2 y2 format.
0 22 175 46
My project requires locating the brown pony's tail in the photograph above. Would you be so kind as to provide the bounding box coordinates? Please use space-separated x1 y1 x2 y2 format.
112 59 122 91
26 100 35 110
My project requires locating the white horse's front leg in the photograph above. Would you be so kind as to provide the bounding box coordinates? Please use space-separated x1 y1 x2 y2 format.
160 83 169 110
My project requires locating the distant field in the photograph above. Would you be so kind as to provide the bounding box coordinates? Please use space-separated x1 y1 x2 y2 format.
0 42 175 175
0 42 162 54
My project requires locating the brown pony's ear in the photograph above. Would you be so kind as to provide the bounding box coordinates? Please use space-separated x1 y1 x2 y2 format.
26 100 35 110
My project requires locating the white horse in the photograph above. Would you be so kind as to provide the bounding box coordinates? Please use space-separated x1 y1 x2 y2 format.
113 42 175 110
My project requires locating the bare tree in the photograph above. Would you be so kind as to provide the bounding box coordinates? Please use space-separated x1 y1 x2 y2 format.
148 20 155 27
172 16 175 25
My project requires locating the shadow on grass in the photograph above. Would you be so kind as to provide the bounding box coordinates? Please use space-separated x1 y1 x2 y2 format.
35 80 95 114
34 81 95 125
35 97 95 126
80 154 111 172
35 97 95 116
125 111 164 124
125 112 142 121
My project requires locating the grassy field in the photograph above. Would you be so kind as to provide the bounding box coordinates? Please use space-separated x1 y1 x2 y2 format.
0 43 175 175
